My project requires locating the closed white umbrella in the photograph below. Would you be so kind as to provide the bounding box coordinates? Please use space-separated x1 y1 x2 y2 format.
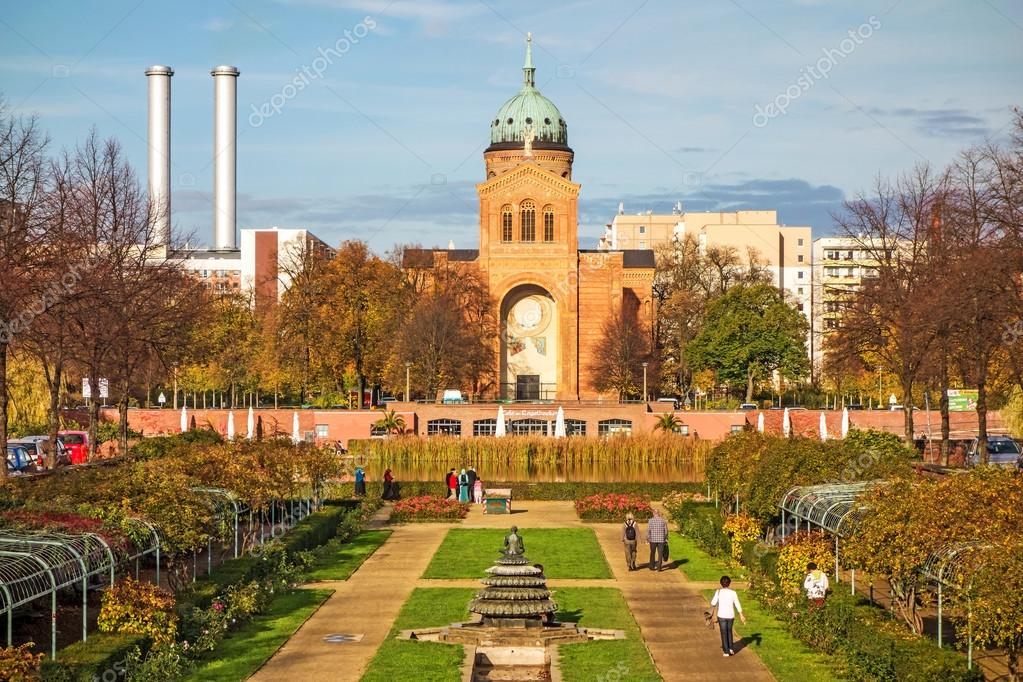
554 406 566 438
292 411 301 444
841 407 850 438
757 412 764 433
819 411 828 441
495 405 506 437
246 406 254 439
227 411 235 441
180 406 188 433
782 407 791 438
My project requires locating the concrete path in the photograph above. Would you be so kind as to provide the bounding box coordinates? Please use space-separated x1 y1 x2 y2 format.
249 523 447 682
592 524 774 681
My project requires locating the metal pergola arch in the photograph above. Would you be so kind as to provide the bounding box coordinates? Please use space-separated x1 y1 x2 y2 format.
779 482 880 593
0 530 117 658
919 541 990 669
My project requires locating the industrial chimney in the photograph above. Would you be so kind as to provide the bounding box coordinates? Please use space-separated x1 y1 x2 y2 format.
145 65 173 245
211 65 240 250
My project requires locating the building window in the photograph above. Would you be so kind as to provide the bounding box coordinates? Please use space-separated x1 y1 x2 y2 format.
565 419 586 436
501 205 513 242
315 424 328 438
730 425 743 435
598 418 632 436
639 225 646 234
679 424 690 436
520 200 536 242
798 254 804 263
427 418 462 437
797 287 804 295
797 271 804 279
510 418 546 435
542 205 554 242
798 238 804 246
200 269 209 278
825 250 839 260
473 419 497 436
825 319 839 330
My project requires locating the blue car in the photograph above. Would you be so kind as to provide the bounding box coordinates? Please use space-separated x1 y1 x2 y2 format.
5 444 35 473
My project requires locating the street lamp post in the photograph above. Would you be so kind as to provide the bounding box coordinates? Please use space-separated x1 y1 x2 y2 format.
172 362 179 410
405 362 412 403
642 362 649 403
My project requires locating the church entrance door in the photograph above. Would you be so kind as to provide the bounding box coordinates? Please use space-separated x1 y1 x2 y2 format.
516 375 540 401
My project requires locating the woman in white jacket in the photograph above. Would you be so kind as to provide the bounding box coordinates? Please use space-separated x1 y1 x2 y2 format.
803 561 830 606
710 575 746 657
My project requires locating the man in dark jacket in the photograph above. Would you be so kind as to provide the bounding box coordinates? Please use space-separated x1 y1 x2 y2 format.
466 467 478 491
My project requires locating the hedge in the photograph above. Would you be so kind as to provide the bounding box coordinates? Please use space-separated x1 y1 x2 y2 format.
670 500 730 558
326 481 702 501
787 592 983 682
175 502 356 614
40 633 149 682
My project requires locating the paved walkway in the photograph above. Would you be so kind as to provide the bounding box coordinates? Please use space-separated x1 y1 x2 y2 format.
249 522 447 682
253 500 774 681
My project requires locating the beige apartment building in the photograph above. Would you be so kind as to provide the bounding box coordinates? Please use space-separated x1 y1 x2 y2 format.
811 236 880 371
601 205 813 323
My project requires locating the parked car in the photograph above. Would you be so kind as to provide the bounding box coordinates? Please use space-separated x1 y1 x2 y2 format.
739 403 758 410
846 403 865 410
441 390 465 404
966 435 1022 468
5 444 35 474
9 437 70 468
656 397 679 409
58 430 90 464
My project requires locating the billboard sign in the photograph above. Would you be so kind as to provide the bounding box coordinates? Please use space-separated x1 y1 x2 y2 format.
947 389 978 412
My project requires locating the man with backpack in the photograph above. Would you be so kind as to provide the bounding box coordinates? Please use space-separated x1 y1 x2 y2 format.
621 512 639 571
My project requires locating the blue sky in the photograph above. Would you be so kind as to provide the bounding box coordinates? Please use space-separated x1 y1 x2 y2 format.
2 0 1020 251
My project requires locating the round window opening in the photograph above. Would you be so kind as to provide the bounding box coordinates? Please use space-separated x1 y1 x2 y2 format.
525 117 533 124
544 117 551 125
506 118 514 125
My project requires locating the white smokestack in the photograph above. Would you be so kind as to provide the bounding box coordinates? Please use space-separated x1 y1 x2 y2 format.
145 65 173 245
211 65 240 250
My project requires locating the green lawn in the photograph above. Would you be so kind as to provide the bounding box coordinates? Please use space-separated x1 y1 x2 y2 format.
182 588 332 682
360 588 473 682
670 533 735 581
422 528 612 579
302 529 392 581
360 587 658 682
556 587 661 682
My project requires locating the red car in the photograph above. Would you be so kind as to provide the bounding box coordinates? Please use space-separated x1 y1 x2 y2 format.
58 430 90 464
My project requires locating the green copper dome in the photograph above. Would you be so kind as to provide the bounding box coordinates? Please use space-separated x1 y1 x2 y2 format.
489 33 568 149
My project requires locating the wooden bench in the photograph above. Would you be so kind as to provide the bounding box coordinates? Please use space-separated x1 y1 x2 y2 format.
484 488 512 514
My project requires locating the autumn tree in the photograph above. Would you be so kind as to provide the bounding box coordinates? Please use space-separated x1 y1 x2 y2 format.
589 308 653 400
686 283 808 401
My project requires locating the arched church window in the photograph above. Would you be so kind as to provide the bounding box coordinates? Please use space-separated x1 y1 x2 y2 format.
501 205 513 242
542 205 554 242
520 200 536 242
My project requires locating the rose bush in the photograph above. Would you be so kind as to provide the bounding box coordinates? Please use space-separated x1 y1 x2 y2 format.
0 643 43 681
574 493 653 522
723 513 762 562
392 495 469 522
98 577 178 647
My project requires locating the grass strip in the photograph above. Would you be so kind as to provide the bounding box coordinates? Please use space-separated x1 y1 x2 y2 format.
423 528 612 579
182 588 332 682
303 529 392 581
360 588 473 682
556 587 661 682
670 532 735 581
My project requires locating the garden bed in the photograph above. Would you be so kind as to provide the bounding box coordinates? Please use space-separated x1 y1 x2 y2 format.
391 496 469 523
574 493 653 521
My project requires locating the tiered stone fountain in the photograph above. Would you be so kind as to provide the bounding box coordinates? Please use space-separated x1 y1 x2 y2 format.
402 527 623 681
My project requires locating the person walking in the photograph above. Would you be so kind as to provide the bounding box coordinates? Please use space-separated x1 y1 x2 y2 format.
803 562 829 607
382 468 394 500
458 469 470 503
710 575 746 657
354 466 366 496
646 508 669 571
473 477 484 504
622 512 639 571
446 468 457 499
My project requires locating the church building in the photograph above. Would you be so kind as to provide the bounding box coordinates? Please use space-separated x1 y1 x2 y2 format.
406 35 655 401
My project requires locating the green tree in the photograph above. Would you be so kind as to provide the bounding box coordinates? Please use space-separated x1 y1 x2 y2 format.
686 283 809 401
